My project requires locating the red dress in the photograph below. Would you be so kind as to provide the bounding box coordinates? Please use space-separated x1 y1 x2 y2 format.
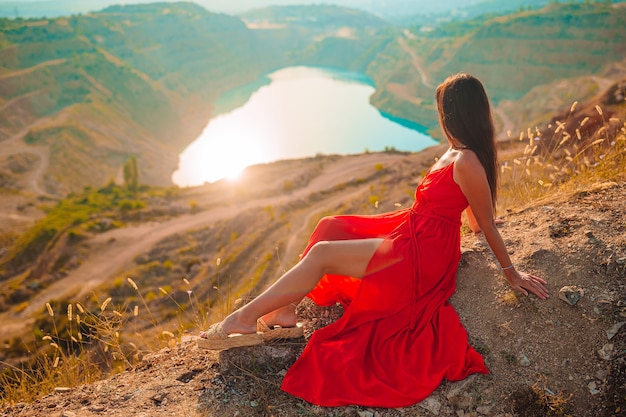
281 162 489 407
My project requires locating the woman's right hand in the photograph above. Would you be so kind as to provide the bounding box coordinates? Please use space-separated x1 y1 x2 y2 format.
504 268 549 300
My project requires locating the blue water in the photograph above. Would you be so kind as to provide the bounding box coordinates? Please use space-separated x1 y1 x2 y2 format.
172 66 438 186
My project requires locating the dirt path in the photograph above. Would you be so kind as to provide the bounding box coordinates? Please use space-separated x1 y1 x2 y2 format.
397 36 435 89
0 106 73 197
0 152 423 337
0 59 66 80
2 125 51 196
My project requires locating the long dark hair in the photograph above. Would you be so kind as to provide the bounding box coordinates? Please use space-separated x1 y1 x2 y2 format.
435 73 498 207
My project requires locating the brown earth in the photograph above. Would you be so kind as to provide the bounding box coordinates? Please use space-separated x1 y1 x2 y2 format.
1 175 624 417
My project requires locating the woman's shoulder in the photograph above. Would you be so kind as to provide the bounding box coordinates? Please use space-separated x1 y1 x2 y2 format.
452 149 488 186
454 149 482 172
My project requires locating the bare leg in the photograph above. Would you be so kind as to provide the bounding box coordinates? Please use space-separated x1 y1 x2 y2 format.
201 238 383 337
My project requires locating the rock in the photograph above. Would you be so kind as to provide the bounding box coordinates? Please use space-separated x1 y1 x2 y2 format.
476 405 492 415
549 221 571 238
450 392 474 409
219 344 301 376
446 375 476 409
595 369 609 381
60 412 77 417
597 343 614 360
584 231 600 244
54 387 72 393
517 354 531 367
588 381 600 395
606 322 625 340
151 391 168 405
558 286 584 306
357 411 374 417
88 405 106 412
419 397 442 415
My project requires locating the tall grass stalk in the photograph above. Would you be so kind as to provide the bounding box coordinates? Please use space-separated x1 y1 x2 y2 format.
499 105 625 210
0 298 134 406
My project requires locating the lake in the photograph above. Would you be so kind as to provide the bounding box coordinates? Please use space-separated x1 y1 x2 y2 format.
172 66 438 186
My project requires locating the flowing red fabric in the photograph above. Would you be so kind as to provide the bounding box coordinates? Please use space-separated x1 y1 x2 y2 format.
281 162 489 407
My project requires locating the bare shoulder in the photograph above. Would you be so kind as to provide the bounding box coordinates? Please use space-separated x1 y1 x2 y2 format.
454 149 483 176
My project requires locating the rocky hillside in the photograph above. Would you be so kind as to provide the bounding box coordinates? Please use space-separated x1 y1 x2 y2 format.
1 180 625 417
0 2 287 194
369 2 626 134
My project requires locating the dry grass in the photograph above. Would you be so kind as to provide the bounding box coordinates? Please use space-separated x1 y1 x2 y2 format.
499 103 625 211
0 279 184 406
511 374 574 416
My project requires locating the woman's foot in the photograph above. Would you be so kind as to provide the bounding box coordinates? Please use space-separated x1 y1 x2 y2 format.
199 310 256 339
258 303 298 330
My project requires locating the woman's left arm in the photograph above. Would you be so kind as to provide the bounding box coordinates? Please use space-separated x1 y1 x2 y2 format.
454 153 549 300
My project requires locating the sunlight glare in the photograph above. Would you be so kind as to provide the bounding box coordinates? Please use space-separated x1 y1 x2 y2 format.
173 122 272 186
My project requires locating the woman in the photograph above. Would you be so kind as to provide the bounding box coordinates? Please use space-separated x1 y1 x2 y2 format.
200 73 549 407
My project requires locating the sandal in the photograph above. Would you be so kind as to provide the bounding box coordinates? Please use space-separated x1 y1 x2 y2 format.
196 322 264 350
256 318 304 341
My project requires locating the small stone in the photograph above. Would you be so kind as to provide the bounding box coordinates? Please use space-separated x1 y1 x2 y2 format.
219 345 300 376
606 322 626 340
597 343 614 360
54 387 72 393
88 405 106 412
596 369 609 380
151 392 168 405
558 286 583 306
419 396 442 415
588 381 600 395
357 411 374 417
447 376 476 408
250 400 258 407
476 405 492 415
60 412 77 417
518 354 531 367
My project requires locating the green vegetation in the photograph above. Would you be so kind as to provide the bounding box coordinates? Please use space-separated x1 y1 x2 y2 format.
2 2 625 192
0 182 170 279
122 156 139 193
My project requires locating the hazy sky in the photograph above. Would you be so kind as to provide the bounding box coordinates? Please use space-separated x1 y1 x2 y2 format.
0 0 482 18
